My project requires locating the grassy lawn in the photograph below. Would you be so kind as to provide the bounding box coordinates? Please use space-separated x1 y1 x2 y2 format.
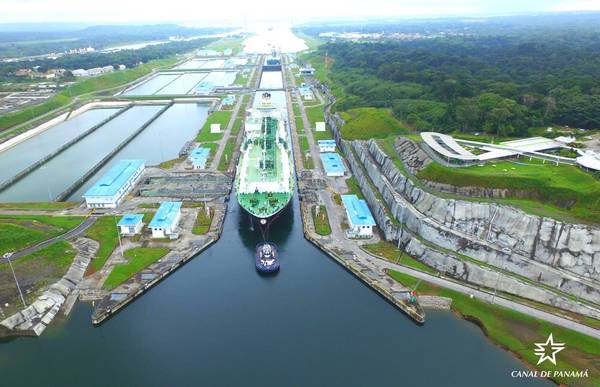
103 247 169 290
298 135 314 169
192 206 214 235
205 37 244 55
312 205 332 236
0 202 77 211
418 159 600 224
158 157 184 169
314 126 334 141
363 241 437 274
85 216 119 272
0 215 84 256
344 176 364 199
389 270 600 387
231 117 243 135
295 116 305 133
340 107 409 140
196 110 232 142
233 71 249 87
217 137 236 171
305 105 325 127
0 57 176 133
0 241 77 313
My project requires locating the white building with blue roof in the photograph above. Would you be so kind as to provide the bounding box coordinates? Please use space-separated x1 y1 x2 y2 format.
83 159 145 209
118 214 144 235
318 140 336 153
320 152 346 177
341 194 376 237
189 147 210 169
149 201 182 239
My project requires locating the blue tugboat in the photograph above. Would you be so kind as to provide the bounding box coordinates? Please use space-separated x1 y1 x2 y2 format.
255 242 280 273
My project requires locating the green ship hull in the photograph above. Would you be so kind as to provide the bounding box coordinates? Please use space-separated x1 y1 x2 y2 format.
235 96 294 222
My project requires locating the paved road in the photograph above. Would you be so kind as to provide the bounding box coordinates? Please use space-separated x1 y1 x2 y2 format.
1 216 97 263
375 258 600 339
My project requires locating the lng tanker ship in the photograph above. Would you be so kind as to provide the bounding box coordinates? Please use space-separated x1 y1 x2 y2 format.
235 92 294 227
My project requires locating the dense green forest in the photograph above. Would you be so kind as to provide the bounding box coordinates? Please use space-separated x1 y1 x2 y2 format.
0 38 216 79
300 15 600 135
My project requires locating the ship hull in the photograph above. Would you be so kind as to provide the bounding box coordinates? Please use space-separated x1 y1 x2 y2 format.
238 192 292 228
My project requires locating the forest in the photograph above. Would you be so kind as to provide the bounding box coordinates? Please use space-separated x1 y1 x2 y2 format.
0 37 216 78
301 15 600 135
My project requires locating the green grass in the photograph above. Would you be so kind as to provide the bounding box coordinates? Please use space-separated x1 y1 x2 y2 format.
192 206 213 235
388 270 600 386
103 247 169 290
339 107 409 140
0 202 77 210
204 37 244 55
196 110 232 142
85 216 119 272
363 241 437 274
233 71 249 87
314 126 334 141
312 205 332 236
418 159 600 224
217 137 236 171
344 176 364 199
298 135 314 169
305 105 325 126
295 116 305 133
158 157 184 169
231 117 242 135
0 215 84 256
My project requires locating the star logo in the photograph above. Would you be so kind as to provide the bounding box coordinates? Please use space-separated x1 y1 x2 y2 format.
534 333 565 365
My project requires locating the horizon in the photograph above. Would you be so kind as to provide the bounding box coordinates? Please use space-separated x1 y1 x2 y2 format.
0 0 599 25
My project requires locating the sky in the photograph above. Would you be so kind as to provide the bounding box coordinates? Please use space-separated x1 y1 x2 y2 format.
0 0 598 24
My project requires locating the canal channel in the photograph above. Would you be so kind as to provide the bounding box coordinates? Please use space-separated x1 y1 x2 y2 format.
0 48 553 386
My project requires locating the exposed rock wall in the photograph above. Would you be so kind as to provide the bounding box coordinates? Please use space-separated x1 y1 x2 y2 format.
350 139 600 307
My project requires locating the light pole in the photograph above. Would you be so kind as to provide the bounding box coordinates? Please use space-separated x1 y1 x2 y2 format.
491 257 508 305
4 252 27 308
112 212 124 258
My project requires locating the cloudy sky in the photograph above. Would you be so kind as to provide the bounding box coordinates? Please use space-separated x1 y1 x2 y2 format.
0 0 598 24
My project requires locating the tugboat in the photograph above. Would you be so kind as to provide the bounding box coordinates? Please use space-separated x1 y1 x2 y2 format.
255 242 280 273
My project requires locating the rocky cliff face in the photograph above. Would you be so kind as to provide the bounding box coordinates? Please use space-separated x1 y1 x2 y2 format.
353 138 600 309
327 110 600 318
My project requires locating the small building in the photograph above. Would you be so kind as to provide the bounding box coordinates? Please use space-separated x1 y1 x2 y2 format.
318 140 336 153
315 122 326 132
189 147 210 169
299 85 313 100
118 64 127 70
320 152 346 177
210 123 221 133
341 194 376 238
222 95 236 106
117 214 144 235
223 48 233 56
72 69 89 77
83 159 145 209
149 202 182 239
299 67 315 76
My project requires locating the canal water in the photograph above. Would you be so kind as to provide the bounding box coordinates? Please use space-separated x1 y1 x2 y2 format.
0 102 210 202
70 102 210 200
0 108 120 185
0 193 552 387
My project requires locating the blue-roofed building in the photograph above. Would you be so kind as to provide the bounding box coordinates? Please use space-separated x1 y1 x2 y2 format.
118 214 144 235
341 194 376 237
318 140 336 153
320 152 346 177
149 201 182 239
195 80 215 95
83 159 145 209
189 147 210 169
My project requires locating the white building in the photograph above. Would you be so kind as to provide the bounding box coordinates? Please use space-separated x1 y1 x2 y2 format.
318 140 336 153
117 214 144 235
149 202 182 239
210 123 221 133
72 69 89 77
83 159 145 209
315 122 326 132
341 195 376 238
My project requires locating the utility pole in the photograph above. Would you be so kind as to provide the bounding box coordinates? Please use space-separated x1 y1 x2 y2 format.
4 253 27 308
113 213 124 258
